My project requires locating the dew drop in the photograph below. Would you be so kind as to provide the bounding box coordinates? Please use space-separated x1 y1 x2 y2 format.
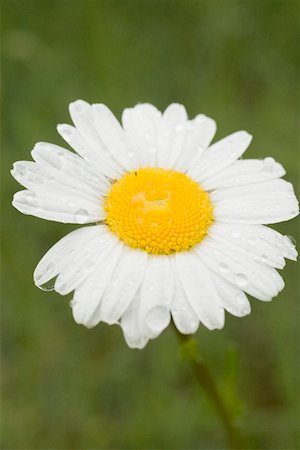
219 262 229 274
75 209 90 224
146 306 170 332
128 151 135 158
39 277 56 292
261 254 268 264
235 273 248 287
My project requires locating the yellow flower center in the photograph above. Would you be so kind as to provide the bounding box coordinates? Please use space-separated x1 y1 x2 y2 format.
104 168 213 255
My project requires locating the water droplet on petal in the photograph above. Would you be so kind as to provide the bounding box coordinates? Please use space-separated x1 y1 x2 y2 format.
261 254 268 264
39 277 56 291
146 306 170 332
219 262 229 274
75 209 90 224
235 273 248 287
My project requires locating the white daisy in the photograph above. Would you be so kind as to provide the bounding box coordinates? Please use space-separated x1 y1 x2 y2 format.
11 100 299 349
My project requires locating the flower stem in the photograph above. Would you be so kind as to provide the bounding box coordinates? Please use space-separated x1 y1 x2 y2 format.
173 323 243 449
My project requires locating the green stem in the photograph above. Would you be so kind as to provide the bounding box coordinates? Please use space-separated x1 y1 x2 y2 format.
173 323 243 449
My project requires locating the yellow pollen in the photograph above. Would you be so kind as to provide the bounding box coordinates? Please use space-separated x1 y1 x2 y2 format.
104 168 214 255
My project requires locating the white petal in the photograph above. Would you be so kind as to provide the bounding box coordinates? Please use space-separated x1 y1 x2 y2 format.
92 103 134 170
122 103 162 167
246 225 297 261
209 271 251 317
208 223 286 269
202 158 286 190
175 251 225 329
174 114 216 172
197 237 284 301
120 256 174 349
171 276 199 334
120 296 149 349
54 229 114 295
71 239 123 328
57 123 121 179
138 256 173 339
188 131 252 183
100 248 148 324
34 226 107 288
67 100 124 177
157 104 188 169
213 179 299 224
12 188 103 224
13 149 110 201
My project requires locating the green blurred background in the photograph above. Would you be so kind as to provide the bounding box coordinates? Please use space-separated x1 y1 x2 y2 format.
1 0 299 448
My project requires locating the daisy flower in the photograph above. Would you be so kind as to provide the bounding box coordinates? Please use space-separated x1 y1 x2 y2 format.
11 100 299 349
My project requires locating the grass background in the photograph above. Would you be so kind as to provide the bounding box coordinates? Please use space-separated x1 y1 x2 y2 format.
1 0 300 448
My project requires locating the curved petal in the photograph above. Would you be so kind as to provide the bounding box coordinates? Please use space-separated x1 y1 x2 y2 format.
67 99 124 177
138 256 173 339
196 237 284 301
120 255 174 348
100 248 148 324
188 131 252 183
12 188 103 224
208 270 251 317
213 179 299 224
171 276 199 334
202 158 286 191
173 114 216 172
13 144 110 200
71 238 123 328
34 225 109 288
157 104 188 169
120 296 149 349
175 251 225 329
92 103 136 171
208 223 286 269
246 225 297 261
122 103 162 167
57 123 121 179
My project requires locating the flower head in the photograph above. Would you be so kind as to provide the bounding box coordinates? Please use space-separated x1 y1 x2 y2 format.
11 100 299 348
